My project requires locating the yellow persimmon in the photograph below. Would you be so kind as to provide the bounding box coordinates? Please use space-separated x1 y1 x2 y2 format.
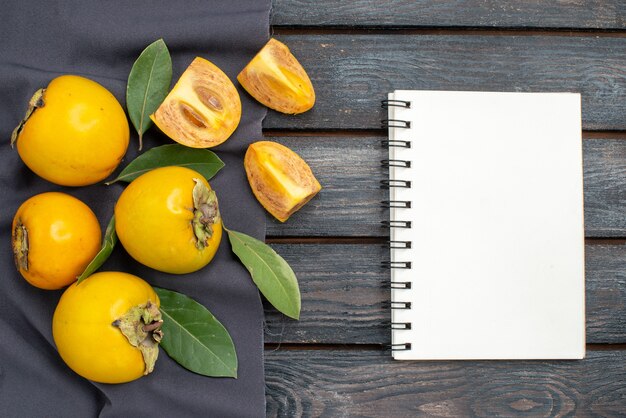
12 192 101 290
53 272 162 383
115 166 222 274
12 75 129 186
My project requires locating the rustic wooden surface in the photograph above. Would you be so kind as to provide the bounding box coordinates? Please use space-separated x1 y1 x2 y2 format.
271 0 626 29
264 1 626 416
265 349 626 417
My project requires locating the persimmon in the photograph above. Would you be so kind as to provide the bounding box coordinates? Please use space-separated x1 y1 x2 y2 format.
115 166 222 274
245 141 321 222
12 75 129 186
238 39 315 114
12 192 101 289
53 272 162 383
151 57 241 148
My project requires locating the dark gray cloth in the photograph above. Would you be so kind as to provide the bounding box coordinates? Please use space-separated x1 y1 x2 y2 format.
0 1 270 416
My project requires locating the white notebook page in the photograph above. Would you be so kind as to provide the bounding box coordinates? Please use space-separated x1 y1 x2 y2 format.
389 90 585 360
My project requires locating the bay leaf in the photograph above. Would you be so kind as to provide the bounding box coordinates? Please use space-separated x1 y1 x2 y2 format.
107 144 224 184
226 229 301 320
126 39 172 150
154 287 237 378
77 215 117 284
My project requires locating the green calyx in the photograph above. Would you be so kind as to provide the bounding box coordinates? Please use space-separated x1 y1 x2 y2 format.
112 301 163 375
12 219 28 271
11 88 45 147
192 178 221 250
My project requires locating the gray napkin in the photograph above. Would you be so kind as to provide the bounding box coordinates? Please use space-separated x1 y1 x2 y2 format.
0 1 270 416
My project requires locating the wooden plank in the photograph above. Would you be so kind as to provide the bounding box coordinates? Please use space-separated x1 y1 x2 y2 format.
262 35 626 131
582 139 626 237
264 242 626 344
586 243 626 343
271 0 626 29
265 348 626 417
265 137 626 238
264 243 385 345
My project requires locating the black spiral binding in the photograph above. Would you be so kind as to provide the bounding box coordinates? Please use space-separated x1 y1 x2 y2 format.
381 159 411 168
381 99 411 109
381 261 411 269
381 280 412 289
382 301 412 309
381 99 413 351
381 119 411 129
386 343 412 351
381 220 411 229
388 240 411 249
381 139 411 149
380 179 411 189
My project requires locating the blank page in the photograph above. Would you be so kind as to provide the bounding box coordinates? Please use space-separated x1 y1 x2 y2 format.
389 90 585 360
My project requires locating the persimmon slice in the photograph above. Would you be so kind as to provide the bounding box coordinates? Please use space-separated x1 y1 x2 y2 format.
151 57 241 148
238 39 315 114
245 141 321 222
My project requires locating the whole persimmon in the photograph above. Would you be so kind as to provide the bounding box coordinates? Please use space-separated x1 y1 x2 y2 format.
115 166 223 274
12 75 129 186
53 271 162 383
12 192 101 289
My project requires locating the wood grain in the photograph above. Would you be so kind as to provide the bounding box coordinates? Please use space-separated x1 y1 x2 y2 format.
582 139 626 237
271 0 626 29
264 242 626 344
265 348 626 417
586 243 626 343
264 137 626 238
262 35 626 131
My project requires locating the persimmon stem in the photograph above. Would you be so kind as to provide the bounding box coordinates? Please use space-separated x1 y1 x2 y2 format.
143 320 163 332
113 301 163 375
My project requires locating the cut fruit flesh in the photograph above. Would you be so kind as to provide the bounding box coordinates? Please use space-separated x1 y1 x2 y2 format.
238 39 315 114
245 141 321 222
151 57 241 148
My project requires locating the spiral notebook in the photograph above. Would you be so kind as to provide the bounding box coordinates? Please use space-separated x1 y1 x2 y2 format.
384 90 585 360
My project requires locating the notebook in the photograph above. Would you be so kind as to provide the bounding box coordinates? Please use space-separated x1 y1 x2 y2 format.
384 90 585 360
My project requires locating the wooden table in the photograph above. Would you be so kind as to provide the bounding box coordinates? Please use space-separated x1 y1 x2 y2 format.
262 2 626 416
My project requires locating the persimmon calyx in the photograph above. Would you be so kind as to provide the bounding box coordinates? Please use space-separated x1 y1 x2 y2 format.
192 179 220 250
112 300 163 375
12 219 29 271
11 88 45 147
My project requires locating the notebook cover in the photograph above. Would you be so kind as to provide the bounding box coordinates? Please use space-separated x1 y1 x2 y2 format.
389 90 585 360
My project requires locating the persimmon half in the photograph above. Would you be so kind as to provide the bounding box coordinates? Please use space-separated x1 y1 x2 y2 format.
151 57 241 148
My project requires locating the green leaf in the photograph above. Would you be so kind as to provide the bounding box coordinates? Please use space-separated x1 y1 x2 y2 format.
154 287 238 378
126 39 172 150
77 216 117 284
106 144 224 184
226 229 301 320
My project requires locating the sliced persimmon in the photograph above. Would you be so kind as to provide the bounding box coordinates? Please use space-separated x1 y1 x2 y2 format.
238 39 315 114
244 141 321 222
151 57 241 148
